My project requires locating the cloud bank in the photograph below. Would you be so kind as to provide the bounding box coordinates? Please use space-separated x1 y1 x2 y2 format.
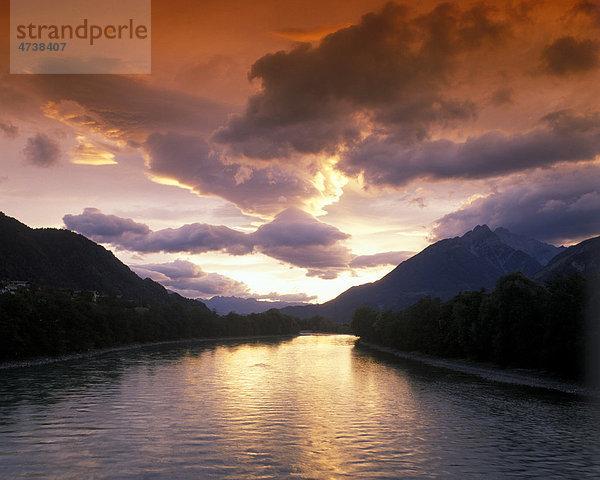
340 110 600 186
431 165 600 245
64 207 354 278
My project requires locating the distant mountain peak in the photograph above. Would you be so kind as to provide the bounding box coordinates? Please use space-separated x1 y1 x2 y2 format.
449 224 563 267
454 224 492 241
202 295 310 315
492 226 564 266
472 224 492 233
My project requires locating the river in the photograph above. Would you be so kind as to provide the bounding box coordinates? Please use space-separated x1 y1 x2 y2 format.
0 334 598 479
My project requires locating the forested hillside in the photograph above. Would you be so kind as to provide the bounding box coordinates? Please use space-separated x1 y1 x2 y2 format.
0 212 171 305
351 272 598 380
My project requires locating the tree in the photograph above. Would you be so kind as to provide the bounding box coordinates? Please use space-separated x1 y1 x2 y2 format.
350 306 378 340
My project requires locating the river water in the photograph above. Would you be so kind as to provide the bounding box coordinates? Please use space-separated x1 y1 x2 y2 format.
0 334 598 479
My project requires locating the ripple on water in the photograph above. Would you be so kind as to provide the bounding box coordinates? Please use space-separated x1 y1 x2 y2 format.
0 335 599 479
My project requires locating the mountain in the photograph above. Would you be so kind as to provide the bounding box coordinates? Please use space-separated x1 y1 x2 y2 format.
456 225 546 275
0 212 186 305
534 235 600 283
202 296 311 315
281 225 565 324
493 227 565 265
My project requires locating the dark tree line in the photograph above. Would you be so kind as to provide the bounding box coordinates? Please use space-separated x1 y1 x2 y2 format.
0 286 346 362
351 272 596 380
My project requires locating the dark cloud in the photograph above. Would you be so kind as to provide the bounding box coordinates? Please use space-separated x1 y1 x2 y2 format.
541 36 599 76
252 208 349 248
339 110 600 187
542 109 600 134
0 121 18 139
131 260 251 298
132 224 253 255
136 259 203 280
63 207 354 278
22 133 61 167
214 2 509 158
144 132 318 215
63 208 150 243
349 251 414 268
252 208 353 278
431 166 600 245
63 208 252 255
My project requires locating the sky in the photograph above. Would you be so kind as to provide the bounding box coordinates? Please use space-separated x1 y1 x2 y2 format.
1 0 599 303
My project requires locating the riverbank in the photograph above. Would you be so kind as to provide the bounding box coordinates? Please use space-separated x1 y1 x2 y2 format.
356 339 598 397
0 334 297 370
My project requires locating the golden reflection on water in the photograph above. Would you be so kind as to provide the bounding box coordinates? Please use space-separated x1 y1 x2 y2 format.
178 335 418 478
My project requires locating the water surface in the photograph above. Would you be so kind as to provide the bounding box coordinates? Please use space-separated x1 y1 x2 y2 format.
0 334 598 479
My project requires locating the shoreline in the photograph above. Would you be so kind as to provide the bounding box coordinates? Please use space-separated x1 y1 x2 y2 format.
356 339 598 398
0 334 297 370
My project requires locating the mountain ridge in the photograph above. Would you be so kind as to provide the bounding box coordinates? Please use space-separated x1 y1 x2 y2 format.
0 211 196 306
493 227 565 265
281 225 590 323
534 235 600 283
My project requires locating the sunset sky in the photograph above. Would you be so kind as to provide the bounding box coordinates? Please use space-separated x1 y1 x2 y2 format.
1 0 599 302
